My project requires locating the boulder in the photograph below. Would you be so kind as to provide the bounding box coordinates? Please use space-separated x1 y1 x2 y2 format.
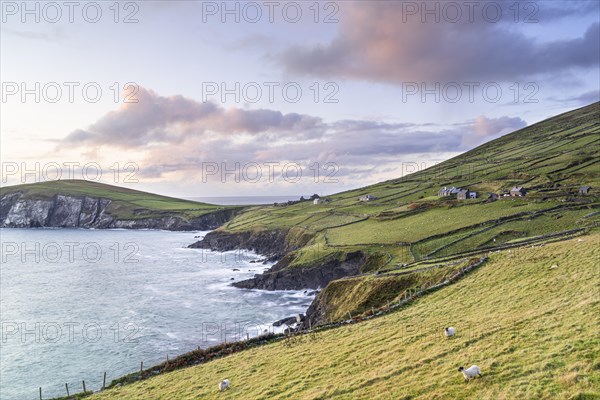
273 316 297 327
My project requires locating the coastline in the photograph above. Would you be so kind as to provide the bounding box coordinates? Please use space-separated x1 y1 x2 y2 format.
0 228 313 400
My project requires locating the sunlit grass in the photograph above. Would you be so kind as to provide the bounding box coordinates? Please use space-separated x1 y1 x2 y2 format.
91 233 599 400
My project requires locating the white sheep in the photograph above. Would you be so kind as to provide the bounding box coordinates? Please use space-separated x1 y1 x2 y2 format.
218 379 230 391
444 327 456 338
458 365 482 382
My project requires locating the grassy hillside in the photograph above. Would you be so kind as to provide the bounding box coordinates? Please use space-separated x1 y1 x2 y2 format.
0 179 227 219
91 232 600 399
217 103 599 269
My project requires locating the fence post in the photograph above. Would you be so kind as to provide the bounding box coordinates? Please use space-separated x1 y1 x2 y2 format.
65 383 69 396
103 371 107 390
39 387 42 400
140 361 143 376
82 380 86 392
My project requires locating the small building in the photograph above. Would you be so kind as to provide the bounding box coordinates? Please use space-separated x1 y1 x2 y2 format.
457 189 469 200
313 198 330 205
510 187 526 197
438 187 451 196
359 195 376 202
456 189 477 200
579 186 591 195
438 186 461 197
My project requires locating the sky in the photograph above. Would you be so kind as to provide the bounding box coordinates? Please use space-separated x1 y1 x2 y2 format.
1 0 599 198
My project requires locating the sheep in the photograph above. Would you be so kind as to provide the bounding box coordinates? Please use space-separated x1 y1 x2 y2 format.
218 379 230 391
444 326 456 338
458 365 482 382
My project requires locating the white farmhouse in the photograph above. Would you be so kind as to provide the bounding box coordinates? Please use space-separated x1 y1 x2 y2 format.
359 195 376 202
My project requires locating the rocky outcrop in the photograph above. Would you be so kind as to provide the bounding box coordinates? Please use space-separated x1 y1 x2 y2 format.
304 291 329 328
188 229 309 260
1 194 54 228
0 192 236 231
233 250 366 290
190 228 367 290
272 316 297 327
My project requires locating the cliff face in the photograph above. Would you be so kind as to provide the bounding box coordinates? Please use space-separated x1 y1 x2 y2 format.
232 250 366 291
190 229 367 290
188 229 300 259
0 192 236 231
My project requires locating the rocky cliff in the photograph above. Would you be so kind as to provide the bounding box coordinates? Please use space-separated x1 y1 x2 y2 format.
0 192 236 230
189 229 367 290
188 229 303 260
232 250 366 291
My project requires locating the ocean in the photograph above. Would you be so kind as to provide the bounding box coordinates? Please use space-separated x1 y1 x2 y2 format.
0 229 313 399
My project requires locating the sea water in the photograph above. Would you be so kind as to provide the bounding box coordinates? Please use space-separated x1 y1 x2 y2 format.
0 229 313 399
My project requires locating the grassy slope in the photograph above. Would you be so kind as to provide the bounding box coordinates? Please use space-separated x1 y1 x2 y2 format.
92 233 600 400
219 103 600 268
0 180 226 219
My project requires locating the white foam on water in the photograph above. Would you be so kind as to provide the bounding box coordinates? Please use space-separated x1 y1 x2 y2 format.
0 228 311 400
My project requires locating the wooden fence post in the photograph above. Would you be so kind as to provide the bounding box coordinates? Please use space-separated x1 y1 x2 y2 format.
140 361 144 376
39 387 42 400
65 383 69 396
82 380 86 392
102 371 107 390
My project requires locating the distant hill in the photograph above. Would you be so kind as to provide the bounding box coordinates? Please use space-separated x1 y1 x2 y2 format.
0 180 238 230
192 102 599 290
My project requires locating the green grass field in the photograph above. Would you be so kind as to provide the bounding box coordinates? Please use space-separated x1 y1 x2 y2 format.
326 201 555 245
215 103 599 270
90 232 600 400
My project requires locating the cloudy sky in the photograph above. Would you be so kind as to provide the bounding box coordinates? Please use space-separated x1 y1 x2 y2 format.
1 0 598 198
